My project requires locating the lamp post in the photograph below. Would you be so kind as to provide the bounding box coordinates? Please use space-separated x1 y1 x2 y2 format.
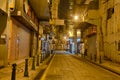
73 15 79 54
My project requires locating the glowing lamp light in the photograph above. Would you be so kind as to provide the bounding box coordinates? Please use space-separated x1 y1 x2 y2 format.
47 0 50 3
69 31 73 37
74 15 78 20
64 36 67 40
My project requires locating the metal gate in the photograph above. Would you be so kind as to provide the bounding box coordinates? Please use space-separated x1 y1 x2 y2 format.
8 18 31 62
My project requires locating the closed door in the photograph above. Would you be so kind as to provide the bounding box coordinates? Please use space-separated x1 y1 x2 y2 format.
9 18 31 62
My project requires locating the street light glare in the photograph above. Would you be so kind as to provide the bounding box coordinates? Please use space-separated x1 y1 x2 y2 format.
64 36 67 40
47 0 50 3
74 15 78 20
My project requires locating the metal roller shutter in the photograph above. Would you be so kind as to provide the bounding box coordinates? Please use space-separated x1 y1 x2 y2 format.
9 18 31 62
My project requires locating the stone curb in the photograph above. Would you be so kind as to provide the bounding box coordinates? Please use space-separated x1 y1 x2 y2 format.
85 58 120 75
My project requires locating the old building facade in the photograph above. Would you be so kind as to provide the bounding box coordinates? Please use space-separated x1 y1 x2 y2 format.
0 0 44 66
82 0 120 63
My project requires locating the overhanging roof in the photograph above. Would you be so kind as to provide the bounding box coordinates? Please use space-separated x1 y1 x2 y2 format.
29 0 50 21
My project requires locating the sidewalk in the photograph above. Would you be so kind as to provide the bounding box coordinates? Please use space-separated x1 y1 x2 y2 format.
89 59 120 75
78 55 120 75
0 54 53 80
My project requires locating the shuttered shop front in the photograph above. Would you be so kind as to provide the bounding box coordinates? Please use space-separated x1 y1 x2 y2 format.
9 18 31 62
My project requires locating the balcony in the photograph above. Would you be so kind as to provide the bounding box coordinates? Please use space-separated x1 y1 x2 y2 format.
11 12 38 31
10 0 38 32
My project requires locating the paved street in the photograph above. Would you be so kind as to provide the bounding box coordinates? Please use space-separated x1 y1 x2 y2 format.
43 53 120 80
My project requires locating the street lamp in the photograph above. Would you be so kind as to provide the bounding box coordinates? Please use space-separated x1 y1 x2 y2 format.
74 15 79 20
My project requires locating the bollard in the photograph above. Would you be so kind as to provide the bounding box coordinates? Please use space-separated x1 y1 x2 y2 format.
90 54 92 60
48 51 50 57
36 55 39 66
40 53 42 63
11 63 17 80
94 54 96 62
51 50 53 54
99 55 102 63
46 52 48 58
24 59 29 77
42 53 45 61
31 56 35 70
48 52 50 57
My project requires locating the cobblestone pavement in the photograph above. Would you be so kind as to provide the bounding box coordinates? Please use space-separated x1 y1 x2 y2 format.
44 53 120 80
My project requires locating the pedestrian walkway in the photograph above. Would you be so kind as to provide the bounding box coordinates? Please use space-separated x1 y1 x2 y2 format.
0 54 53 80
88 58 120 75
101 60 120 73
74 54 120 76
42 53 120 80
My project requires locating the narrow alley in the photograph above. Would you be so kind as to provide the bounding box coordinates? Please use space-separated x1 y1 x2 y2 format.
40 53 120 80
1 0 120 80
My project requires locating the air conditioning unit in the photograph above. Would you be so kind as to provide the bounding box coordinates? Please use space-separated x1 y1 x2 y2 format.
9 0 15 12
